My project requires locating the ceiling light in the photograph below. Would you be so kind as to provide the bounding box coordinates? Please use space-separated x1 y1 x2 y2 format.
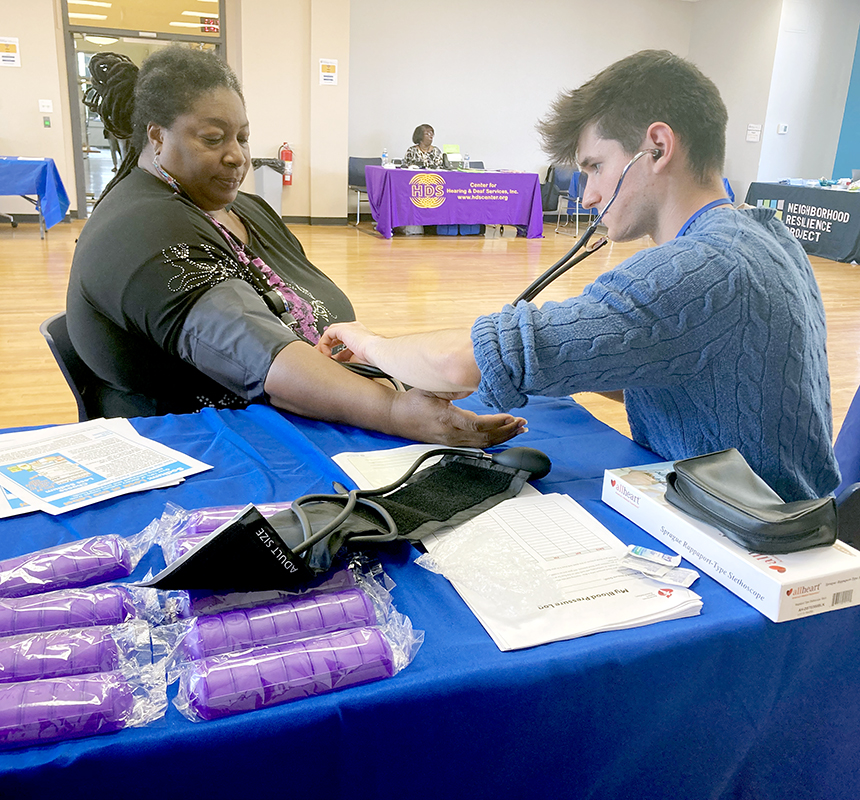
182 10 219 16
69 1 112 6
69 12 108 19
84 35 119 45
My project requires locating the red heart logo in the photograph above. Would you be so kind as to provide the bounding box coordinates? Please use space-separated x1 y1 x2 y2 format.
786 588 793 595
658 588 673 597
769 565 786 573
611 479 616 487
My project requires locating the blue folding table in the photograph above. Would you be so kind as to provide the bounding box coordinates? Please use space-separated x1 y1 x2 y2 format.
0 396 857 800
0 157 70 238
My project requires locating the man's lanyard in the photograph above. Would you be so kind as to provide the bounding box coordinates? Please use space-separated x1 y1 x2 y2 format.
676 198 733 238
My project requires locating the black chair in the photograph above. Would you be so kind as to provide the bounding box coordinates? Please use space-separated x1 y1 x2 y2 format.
40 311 102 421
556 170 594 236
348 156 382 225
834 384 860 547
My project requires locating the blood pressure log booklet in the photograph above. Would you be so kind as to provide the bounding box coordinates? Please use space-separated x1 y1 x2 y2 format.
419 492 702 651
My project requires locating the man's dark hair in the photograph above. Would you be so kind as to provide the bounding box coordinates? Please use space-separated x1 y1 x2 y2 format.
412 124 434 144
85 46 244 201
537 50 727 183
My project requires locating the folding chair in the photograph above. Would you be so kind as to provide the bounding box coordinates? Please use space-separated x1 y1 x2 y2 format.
834 385 860 546
40 311 103 421
348 156 382 225
556 169 592 235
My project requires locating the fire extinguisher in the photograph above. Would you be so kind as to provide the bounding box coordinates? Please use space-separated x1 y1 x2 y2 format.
278 143 293 186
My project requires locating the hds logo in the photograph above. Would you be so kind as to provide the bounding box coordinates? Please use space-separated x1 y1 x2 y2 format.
409 173 446 208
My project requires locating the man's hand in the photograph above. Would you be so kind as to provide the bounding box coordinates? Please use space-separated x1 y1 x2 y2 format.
317 322 481 393
389 388 526 448
317 321 379 365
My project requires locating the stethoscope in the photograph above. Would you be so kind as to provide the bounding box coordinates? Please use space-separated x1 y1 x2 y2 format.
341 149 665 384
514 148 661 304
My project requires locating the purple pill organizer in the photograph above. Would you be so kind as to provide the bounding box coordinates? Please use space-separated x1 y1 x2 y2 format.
0 584 161 636
0 620 152 683
0 522 157 599
176 627 396 721
181 587 380 660
0 664 167 749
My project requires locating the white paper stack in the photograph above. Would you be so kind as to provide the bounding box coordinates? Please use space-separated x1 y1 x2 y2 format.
0 418 212 517
420 493 702 650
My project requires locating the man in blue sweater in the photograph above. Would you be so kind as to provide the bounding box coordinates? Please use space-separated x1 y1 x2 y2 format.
318 50 839 502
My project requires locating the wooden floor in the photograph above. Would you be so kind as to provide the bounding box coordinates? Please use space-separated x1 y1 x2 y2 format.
2 216 860 443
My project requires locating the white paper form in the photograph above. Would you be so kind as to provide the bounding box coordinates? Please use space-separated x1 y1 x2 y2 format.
0 418 212 515
333 444 450 489
422 493 702 651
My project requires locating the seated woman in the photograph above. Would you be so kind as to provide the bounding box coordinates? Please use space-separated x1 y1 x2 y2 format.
402 125 446 169
67 48 523 448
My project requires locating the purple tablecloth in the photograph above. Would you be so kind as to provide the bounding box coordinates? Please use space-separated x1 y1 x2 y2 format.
365 166 544 239
0 157 70 229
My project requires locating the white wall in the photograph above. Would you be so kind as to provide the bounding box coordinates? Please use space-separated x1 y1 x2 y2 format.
348 0 696 176
3 0 860 221
757 0 860 182
688 0 783 202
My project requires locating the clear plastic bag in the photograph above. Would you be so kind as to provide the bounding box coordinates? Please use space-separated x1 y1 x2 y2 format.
173 612 422 721
157 585 385 673
0 520 159 599
416 519 564 618
157 501 294 565
0 662 167 749
0 619 153 683
0 584 163 636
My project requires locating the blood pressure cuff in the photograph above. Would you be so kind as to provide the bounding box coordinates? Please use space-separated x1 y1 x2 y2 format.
142 452 530 591
269 453 531 572
664 448 836 555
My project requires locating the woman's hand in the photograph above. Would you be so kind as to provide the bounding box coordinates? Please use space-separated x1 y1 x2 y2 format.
265 341 523 448
388 389 526 448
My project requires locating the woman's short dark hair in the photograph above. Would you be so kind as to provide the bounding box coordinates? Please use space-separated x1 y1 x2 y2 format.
84 46 244 200
537 50 727 184
412 124 434 144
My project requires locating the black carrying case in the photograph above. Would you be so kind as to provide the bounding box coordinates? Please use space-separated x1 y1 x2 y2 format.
664 448 836 554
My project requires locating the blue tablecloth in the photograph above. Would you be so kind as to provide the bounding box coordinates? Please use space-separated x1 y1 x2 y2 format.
0 157 70 229
0 396 857 800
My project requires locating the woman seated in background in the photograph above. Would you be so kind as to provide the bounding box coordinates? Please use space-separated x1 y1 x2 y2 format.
66 48 523 448
402 124 447 169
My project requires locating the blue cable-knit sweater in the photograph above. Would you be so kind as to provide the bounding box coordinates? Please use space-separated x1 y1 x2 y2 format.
472 207 839 501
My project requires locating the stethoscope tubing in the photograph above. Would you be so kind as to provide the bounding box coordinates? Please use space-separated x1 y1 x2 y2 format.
290 447 480 556
515 149 657 305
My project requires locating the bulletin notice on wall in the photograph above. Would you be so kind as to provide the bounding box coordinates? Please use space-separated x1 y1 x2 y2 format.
0 37 20 67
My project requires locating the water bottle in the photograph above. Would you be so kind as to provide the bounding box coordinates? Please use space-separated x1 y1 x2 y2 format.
381 148 389 167
463 153 470 170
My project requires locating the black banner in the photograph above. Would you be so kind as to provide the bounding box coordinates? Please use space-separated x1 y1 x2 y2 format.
745 182 860 263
